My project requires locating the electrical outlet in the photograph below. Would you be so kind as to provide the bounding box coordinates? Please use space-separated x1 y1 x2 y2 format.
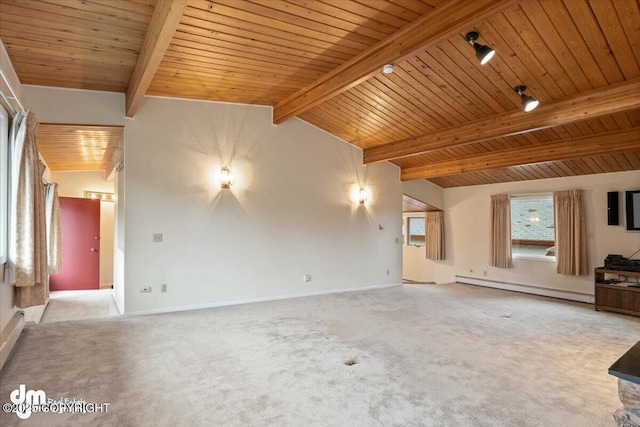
161 284 167 293
386 269 390 276
483 271 487 276
303 274 311 282
394 237 399 244
139 286 152 293
153 233 163 243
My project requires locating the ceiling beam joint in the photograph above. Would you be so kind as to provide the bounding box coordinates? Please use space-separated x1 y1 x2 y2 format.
125 0 188 118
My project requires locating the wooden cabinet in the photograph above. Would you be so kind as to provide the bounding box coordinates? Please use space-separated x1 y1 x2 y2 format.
595 268 640 317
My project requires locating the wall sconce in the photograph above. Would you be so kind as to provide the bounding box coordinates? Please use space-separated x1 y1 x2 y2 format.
514 85 539 112
465 31 495 65
218 166 235 189
84 191 114 202
358 187 369 204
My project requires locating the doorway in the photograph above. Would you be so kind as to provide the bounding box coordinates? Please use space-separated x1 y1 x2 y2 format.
37 123 123 321
402 194 440 284
42 186 117 322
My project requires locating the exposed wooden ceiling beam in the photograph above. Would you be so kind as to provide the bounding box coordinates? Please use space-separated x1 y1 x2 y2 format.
272 0 518 124
400 129 640 181
125 0 188 117
365 78 640 164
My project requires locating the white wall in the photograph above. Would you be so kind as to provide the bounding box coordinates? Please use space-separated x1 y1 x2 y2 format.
124 97 402 314
402 179 444 209
22 86 403 315
0 39 21 335
49 170 114 196
0 39 21 113
50 171 115 287
422 171 640 295
23 86 126 308
113 169 125 313
22 85 126 126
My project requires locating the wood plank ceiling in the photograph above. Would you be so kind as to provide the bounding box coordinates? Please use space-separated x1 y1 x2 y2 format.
0 0 638 186
402 194 440 213
37 124 123 171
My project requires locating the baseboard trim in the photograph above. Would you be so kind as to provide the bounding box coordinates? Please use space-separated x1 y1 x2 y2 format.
455 275 593 304
126 283 401 316
0 312 25 371
22 301 48 324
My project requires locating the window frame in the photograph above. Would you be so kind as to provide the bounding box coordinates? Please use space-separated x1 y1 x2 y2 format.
0 105 8 265
510 194 556 262
406 216 426 247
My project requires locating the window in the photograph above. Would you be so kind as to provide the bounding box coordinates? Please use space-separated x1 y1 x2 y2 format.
511 195 555 259
407 217 426 247
0 105 8 264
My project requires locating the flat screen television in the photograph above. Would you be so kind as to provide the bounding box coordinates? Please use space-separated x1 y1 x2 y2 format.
626 190 640 231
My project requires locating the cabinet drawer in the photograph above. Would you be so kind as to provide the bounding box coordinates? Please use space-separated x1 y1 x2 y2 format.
596 287 640 311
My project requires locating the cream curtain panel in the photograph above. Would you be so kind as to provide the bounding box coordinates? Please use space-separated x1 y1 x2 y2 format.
10 111 49 308
426 211 445 260
490 194 512 268
554 189 588 276
45 183 62 274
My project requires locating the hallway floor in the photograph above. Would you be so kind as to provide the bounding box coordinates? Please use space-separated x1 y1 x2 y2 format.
41 289 120 323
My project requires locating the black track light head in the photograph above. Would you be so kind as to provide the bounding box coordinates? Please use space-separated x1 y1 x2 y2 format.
514 85 539 112
465 31 495 65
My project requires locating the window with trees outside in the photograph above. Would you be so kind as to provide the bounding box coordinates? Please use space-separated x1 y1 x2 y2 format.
511 195 555 260
407 217 426 247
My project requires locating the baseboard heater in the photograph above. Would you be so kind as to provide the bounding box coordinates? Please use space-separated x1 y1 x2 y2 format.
0 311 25 371
455 275 593 304
23 301 48 324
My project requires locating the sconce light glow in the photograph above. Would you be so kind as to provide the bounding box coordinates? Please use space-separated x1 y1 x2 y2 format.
218 166 235 189
358 187 369 204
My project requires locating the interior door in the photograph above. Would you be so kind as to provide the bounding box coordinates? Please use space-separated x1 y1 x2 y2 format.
50 197 100 291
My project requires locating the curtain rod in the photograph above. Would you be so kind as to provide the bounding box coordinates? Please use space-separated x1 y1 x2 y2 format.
0 69 25 114
511 192 553 199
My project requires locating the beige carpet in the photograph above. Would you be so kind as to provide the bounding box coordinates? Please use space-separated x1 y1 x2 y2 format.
41 290 120 324
1 283 638 426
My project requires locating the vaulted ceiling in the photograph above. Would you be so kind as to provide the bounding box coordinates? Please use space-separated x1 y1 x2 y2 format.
0 0 638 185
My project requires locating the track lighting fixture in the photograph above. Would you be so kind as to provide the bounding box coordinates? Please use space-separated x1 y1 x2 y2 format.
514 85 539 112
465 31 495 65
